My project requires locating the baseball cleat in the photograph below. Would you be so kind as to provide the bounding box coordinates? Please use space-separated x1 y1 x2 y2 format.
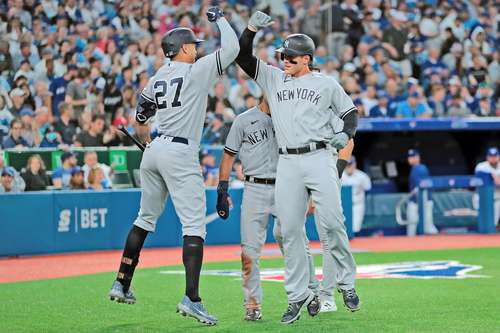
280 293 314 324
244 308 262 321
306 294 320 317
319 299 338 313
339 288 360 312
176 295 218 326
108 280 136 304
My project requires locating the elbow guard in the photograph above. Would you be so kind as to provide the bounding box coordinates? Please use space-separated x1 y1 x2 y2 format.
135 94 157 124
341 109 358 139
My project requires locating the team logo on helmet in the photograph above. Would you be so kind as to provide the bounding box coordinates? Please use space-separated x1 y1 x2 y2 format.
283 39 290 48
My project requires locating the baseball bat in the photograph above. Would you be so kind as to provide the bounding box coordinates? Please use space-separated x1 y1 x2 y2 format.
117 125 146 152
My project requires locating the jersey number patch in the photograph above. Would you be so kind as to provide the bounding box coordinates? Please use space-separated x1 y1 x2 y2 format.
154 77 184 109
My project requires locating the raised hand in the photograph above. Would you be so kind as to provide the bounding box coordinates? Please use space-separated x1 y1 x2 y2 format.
207 6 224 22
248 11 274 31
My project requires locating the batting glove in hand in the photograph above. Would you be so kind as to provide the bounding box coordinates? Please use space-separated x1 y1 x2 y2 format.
330 132 350 150
248 11 274 30
207 7 224 22
216 181 230 220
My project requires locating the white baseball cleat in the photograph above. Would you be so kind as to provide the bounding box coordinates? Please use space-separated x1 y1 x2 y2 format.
320 300 338 313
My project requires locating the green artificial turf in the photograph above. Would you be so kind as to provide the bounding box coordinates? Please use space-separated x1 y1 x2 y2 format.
1 248 499 333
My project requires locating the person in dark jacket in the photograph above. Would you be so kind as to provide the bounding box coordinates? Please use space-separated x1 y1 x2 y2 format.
21 154 48 191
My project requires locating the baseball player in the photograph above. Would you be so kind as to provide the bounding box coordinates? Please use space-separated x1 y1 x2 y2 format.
216 96 319 321
341 155 372 233
313 138 355 313
235 11 360 324
107 7 239 326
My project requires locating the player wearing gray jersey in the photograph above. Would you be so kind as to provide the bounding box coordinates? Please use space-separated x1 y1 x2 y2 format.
235 11 360 324
216 98 319 321
107 7 239 326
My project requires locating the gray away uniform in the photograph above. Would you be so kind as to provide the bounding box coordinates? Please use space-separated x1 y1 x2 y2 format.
253 59 357 303
224 106 319 308
134 18 239 238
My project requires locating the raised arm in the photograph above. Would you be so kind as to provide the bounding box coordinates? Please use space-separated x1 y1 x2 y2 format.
208 8 240 70
192 8 240 85
236 11 274 79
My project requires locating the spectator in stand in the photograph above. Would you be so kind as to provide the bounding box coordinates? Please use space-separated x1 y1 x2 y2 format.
2 118 30 149
74 114 117 147
427 84 448 117
82 151 112 188
9 88 27 116
369 91 391 118
208 81 232 113
396 92 431 118
49 64 78 119
201 150 218 187
0 94 13 142
0 166 24 193
202 114 228 145
52 151 77 190
21 154 48 191
69 166 85 190
18 107 37 147
87 166 110 191
382 10 411 77
65 67 89 124
230 159 245 189
53 102 77 145
103 74 123 122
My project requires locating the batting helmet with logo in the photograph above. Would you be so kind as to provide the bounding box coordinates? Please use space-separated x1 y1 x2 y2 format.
161 28 204 58
276 34 315 60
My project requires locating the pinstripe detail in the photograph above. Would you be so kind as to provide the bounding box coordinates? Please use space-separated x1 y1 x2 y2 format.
340 107 357 119
224 146 238 154
216 51 223 76
254 59 260 81
141 93 155 103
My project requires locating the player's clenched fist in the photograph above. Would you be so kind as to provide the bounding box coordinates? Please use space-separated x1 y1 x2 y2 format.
216 181 231 219
207 6 224 22
248 11 274 31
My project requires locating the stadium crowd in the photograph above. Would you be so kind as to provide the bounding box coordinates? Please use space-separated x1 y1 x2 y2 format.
0 0 499 191
0 0 498 150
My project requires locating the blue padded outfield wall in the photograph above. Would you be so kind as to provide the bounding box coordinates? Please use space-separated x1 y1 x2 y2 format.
0 188 353 257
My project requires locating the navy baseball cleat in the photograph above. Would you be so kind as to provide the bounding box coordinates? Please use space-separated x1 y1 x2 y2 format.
108 280 136 304
281 293 315 324
176 296 218 326
339 288 360 312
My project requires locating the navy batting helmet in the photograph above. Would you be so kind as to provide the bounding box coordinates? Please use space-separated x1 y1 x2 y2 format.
276 34 315 60
161 28 204 58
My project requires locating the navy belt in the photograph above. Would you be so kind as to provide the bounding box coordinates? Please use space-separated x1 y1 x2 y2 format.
159 134 188 145
245 176 276 185
279 141 327 155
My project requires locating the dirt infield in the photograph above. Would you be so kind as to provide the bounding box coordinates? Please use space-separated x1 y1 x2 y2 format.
1 234 499 283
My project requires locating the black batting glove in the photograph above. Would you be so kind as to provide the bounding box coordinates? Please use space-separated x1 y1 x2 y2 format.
207 7 224 22
216 180 230 219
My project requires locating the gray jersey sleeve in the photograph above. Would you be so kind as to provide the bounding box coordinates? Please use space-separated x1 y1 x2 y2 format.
141 77 155 102
254 59 284 93
224 116 244 154
192 17 239 89
330 78 356 118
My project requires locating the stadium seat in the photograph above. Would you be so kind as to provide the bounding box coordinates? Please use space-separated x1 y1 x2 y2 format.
111 170 133 189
